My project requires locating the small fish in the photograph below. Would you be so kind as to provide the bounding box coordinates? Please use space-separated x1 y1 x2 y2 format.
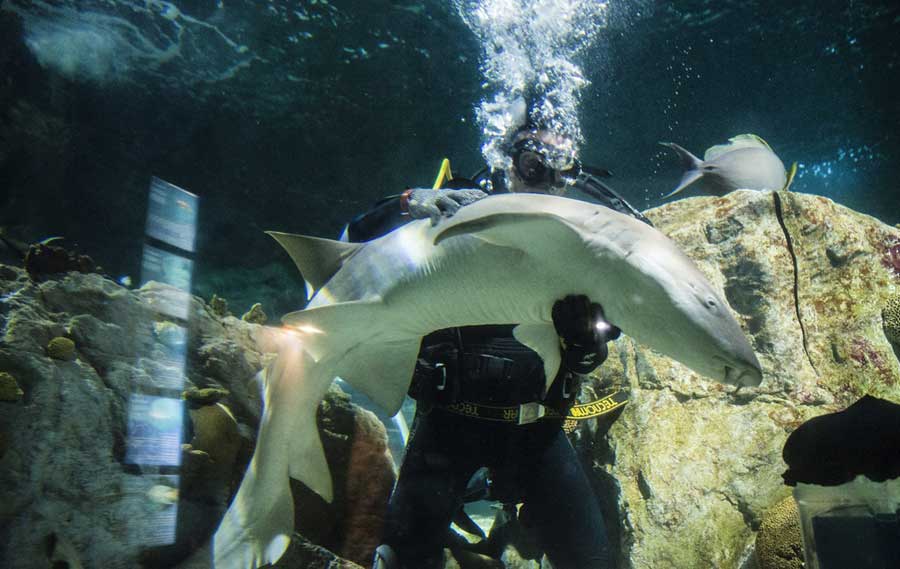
176 199 193 212
660 134 797 199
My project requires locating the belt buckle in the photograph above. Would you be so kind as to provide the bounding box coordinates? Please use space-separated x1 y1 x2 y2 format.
434 363 447 391
517 402 546 425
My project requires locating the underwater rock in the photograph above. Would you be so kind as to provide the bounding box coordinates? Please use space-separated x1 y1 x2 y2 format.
755 496 803 569
240 302 267 324
154 320 186 347
188 404 241 469
45 336 75 361
339 406 397 565
182 402 243 508
24 242 96 279
290 384 396 566
0 371 24 401
586 190 900 568
209 294 230 318
1 264 387 568
182 386 230 407
272 532 365 568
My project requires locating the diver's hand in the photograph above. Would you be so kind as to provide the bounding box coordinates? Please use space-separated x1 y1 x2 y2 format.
403 188 488 225
552 295 621 373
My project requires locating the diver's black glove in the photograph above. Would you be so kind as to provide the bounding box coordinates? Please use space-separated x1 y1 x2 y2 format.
552 295 621 374
402 188 488 225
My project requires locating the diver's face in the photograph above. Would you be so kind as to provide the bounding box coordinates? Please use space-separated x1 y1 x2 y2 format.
507 130 575 195
506 165 554 194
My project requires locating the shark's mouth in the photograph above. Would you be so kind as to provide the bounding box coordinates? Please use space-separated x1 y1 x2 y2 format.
723 364 760 387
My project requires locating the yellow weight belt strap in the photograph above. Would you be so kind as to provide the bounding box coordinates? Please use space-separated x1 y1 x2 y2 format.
438 390 628 430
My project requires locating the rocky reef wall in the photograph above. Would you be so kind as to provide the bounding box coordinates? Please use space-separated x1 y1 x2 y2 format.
0 265 394 568
586 190 900 568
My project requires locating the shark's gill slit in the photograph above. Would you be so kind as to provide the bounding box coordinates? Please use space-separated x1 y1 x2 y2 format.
772 191 819 377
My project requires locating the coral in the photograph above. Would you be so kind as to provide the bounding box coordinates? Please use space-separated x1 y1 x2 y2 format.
848 336 896 387
46 337 75 361
883 295 900 347
0 371 24 402
153 320 186 347
24 243 96 279
181 403 242 506
338 408 396 565
883 241 900 278
182 386 230 407
755 496 804 569
209 294 230 318
241 302 267 325
189 403 241 467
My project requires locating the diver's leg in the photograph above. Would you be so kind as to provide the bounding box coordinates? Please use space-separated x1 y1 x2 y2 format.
379 411 474 569
519 427 612 569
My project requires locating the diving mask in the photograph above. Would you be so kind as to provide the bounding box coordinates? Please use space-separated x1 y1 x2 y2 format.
510 137 579 190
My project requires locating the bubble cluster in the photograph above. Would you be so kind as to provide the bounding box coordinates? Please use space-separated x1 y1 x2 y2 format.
796 144 884 182
455 0 610 170
4 0 255 86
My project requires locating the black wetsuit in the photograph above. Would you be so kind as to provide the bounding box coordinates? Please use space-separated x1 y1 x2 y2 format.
345 189 612 569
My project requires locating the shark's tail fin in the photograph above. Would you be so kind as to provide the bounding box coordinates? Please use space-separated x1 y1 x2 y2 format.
660 142 705 199
213 335 333 569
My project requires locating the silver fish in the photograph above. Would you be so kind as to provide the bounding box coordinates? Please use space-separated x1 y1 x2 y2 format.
661 134 796 199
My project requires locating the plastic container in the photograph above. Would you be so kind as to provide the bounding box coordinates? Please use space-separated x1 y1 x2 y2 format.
793 476 900 569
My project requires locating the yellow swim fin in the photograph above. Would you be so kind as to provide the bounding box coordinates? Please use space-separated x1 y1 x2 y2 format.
783 162 798 191
432 158 453 189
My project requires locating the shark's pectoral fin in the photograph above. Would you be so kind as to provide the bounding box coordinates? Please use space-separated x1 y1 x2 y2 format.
282 299 384 360
513 323 562 396
284 299 416 416
262 339 334 501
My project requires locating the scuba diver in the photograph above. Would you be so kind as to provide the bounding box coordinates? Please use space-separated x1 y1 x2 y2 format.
343 117 649 569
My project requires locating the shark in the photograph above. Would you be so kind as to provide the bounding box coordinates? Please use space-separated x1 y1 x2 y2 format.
212 193 763 569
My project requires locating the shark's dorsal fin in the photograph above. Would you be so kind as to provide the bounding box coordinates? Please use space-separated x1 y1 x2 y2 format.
267 231 362 300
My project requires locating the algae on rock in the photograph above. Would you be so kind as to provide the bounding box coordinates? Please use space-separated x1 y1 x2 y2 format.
0 371 23 401
584 190 900 569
